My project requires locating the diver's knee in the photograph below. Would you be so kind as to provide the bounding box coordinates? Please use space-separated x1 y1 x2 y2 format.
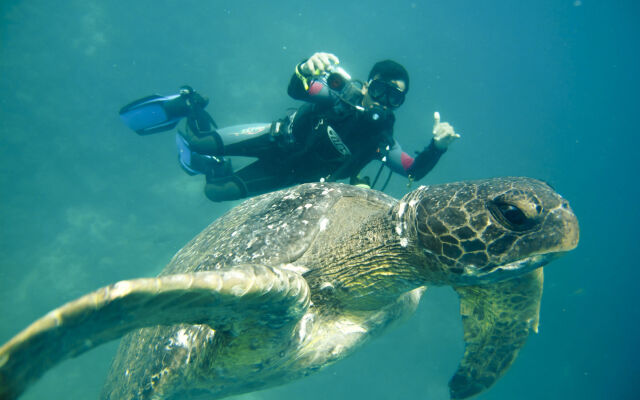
181 122 223 155
204 177 246 202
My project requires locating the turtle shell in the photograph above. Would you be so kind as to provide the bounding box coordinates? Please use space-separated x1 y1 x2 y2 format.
162 182 396 276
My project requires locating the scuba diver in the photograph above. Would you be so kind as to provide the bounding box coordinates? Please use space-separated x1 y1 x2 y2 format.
120 52 460 202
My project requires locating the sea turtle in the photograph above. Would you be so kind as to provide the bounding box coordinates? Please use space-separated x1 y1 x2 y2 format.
0 177 579 399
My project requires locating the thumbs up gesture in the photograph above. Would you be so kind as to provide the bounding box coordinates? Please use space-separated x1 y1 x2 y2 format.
432 111 460 150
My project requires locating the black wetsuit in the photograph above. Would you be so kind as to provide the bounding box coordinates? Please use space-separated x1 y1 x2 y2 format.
285 73 446 182
179 66 447 202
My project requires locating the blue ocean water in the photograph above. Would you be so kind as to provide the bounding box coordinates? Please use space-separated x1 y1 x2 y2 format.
0 1 637 399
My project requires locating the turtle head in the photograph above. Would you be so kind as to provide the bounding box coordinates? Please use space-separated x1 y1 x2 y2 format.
395 177 579 285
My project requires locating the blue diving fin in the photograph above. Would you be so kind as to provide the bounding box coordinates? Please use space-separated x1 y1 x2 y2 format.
119 93 189 135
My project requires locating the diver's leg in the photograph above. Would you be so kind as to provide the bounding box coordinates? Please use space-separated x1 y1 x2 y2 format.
203 160 288 202
179 116 223 155
177 119 275 179
180 118 280 157
217 124 281 157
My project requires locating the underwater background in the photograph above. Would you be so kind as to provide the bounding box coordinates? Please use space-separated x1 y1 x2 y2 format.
0 0 637 399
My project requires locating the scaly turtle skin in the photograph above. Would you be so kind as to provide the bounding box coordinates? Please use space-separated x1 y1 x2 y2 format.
0 178 579 399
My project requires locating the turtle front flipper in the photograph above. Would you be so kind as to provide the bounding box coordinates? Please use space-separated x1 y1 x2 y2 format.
0 265 309 400
449 268 544 399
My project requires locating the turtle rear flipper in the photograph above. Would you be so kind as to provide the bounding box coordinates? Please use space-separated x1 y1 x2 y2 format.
0 265 309 400
449 268 544 399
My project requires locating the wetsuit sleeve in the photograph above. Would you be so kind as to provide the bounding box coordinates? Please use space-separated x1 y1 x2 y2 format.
287 61 333 104
384 139 446 180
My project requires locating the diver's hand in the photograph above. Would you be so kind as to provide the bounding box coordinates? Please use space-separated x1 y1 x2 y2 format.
432 111 460 150
300 52 340 76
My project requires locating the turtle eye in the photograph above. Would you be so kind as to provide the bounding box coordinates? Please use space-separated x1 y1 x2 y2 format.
498 203 527 226
487 189 543 232
488 200 538 232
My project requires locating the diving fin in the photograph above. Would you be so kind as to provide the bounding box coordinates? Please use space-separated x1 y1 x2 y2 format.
119 93 189 135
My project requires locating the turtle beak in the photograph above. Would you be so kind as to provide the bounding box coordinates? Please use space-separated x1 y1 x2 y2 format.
555 202 579 251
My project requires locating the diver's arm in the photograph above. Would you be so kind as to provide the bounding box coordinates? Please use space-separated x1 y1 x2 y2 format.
406 140 447 180
385 111 460 180
383 140 446 180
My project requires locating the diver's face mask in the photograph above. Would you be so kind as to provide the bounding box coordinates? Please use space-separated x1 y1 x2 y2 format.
366 79 406 108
